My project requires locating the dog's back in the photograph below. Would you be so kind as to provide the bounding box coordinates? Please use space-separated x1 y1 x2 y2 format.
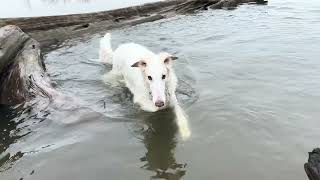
113 43 154 71
99 33 154 70
112 43 155 101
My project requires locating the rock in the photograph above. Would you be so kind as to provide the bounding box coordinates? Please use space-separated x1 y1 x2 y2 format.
305 148 320 180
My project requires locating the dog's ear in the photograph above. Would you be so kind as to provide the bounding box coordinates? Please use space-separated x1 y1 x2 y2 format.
131 60 146 68
159 52 178 65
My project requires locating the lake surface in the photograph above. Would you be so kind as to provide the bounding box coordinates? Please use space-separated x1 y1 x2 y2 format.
0 0 163 18
1 0 320 180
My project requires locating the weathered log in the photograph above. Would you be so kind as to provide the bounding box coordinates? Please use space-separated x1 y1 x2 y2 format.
305 148 320 180
28 14 167 52
0 25 117 168
209 0 261 9
0 26 29 74
0 0 267 52
175 0 264 13
0 25 55 106
175 0 221 13
0 0 185 32
0 0 267 32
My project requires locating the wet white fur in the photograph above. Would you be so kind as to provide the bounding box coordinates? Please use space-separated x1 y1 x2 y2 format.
100 33 191 139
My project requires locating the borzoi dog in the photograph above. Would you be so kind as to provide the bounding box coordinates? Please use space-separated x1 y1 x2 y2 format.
99 33 191 139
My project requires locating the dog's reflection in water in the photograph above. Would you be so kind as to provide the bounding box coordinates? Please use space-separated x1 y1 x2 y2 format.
135 108 187 180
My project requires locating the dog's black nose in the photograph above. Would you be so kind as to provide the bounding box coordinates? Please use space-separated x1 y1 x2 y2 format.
155 101 164 107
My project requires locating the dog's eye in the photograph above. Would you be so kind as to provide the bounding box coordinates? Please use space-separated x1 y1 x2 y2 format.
162 75 166 80
148 76 152 81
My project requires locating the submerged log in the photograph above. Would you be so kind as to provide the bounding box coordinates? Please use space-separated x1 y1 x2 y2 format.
0 0 267 52
305 148 320 180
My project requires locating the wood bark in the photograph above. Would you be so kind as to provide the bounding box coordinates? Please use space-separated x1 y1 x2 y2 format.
305 148 320 180
0 25 54 106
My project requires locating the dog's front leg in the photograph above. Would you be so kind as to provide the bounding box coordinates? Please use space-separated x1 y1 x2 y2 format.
102 70 123 87
174 104 191 140
133 93 157 112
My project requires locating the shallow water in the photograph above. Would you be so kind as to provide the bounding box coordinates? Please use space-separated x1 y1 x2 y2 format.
0 0 163 18
1 0 320 179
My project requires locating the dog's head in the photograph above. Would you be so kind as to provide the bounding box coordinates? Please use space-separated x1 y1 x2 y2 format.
131 52 177 109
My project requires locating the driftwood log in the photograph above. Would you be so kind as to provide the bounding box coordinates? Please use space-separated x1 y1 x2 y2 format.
0 25 55 106
0 25 113 122
0 0 267 52
305 148 320 180
0 25 120 167
0 0 266 31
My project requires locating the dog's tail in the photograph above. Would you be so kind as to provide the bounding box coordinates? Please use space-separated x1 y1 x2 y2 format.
99 33 113 64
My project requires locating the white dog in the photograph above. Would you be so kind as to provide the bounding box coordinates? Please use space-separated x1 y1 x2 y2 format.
99 33 191 139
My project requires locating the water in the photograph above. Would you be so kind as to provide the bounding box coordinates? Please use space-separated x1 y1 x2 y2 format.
1 0 320 179
0 0 163 18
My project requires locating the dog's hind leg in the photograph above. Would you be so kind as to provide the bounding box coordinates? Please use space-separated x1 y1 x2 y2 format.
102 70 123 87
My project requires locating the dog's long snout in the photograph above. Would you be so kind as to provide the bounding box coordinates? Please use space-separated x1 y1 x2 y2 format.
155 100 164 107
